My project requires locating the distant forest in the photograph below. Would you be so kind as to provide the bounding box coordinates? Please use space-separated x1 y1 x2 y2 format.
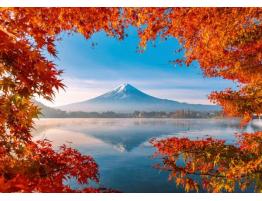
39 108 223 118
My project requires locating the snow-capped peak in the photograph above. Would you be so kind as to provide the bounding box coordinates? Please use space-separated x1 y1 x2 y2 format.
96 83 146 100
114 83 133 93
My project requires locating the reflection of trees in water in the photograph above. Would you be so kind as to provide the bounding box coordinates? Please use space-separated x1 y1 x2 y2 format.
151 132 262 192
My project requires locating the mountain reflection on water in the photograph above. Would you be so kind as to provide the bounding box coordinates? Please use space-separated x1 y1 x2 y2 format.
33 118 260 192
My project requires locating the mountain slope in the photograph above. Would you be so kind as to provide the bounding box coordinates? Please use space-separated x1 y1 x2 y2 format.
34 100 67 118
57 83 220 113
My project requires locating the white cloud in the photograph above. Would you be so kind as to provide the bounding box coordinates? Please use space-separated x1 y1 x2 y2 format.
145 89 213 105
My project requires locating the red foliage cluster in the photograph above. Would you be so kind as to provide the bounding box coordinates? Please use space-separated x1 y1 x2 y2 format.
0 139 101 192
151 132 262 192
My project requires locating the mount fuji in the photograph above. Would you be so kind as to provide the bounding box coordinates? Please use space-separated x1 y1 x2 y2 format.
57 83 220 113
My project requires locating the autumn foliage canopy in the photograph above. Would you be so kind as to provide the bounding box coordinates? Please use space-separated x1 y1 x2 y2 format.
151 132 262 192
0 8 261 192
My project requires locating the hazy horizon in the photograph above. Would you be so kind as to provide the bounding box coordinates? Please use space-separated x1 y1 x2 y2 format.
38 82 221 108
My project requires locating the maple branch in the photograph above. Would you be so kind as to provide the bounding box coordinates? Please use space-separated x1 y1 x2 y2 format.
0 25 16 40
164 166 262 179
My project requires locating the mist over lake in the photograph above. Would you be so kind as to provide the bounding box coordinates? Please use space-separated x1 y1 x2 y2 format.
32 118 260 192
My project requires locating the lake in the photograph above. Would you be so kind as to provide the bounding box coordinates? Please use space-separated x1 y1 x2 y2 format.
32 118 260 193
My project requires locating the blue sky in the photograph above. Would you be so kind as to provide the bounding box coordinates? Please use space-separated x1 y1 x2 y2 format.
38 27 236 107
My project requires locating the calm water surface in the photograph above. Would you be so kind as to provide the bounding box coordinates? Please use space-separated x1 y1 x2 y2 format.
33 118 260 192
